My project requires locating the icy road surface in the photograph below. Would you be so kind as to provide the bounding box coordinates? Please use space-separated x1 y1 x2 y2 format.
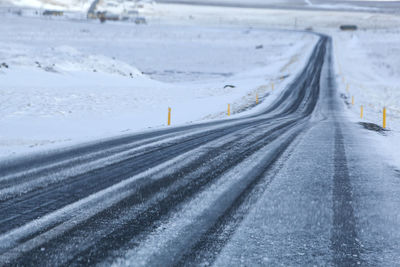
0 35 400 266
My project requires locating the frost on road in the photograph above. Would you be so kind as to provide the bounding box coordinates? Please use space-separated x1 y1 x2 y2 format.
1 0 400 266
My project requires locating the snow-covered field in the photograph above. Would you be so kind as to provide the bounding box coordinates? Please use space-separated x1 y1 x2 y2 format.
148 3 400 168
336 31 400 125
334 28 400 168
0 12 317 158
94 0 155 15
0 0 93 12
0 0 155 19
1 1 399 169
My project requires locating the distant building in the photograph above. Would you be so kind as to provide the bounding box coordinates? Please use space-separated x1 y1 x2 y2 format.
97 11 120 22
43 10 64 16
340 25 358 31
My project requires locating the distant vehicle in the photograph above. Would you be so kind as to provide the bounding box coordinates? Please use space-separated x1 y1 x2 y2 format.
43 10 63 16
340 25 358 31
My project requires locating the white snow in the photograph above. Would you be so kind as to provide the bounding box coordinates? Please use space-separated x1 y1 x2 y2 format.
0 12 317 158
0 0 93 12
332 28 400 169
334 30 400 130
1 1 399 168
94 0 155 15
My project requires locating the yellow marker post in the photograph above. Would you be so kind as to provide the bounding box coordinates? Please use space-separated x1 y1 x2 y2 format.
351 96 354 106
256 94 258 104
360 105 363 119
168 107 171 126
227 104 230 116
271 83 274 91
383 107 386 129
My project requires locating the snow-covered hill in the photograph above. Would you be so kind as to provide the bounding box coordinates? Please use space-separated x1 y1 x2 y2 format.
1 0 93 12
1 0 155 14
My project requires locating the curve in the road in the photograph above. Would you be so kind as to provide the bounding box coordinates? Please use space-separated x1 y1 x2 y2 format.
0 35 330 266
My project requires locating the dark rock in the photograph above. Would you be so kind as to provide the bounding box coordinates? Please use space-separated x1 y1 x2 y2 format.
358 122 388 134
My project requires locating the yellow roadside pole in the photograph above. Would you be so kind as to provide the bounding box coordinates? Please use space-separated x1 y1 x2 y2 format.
168 107 171 126
360 105 363 119
271 83 274 91
352 96 354 106
227 104 230 116
256 94 258 104
383 107 386 129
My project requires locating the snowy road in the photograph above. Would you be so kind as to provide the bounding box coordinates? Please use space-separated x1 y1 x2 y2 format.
1 33 400 266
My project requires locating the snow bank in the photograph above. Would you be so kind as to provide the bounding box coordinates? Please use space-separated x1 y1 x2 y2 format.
0 44 142 77
334 30 400 129
333 28 400 169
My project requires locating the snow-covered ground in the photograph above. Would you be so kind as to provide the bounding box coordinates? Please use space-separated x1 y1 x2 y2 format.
335 31 400 127
148 2 400 169
0 13 317 158
94 0 155 15
0 0 93 12
0 0 155 18
334 28 400 168
1 2 399 170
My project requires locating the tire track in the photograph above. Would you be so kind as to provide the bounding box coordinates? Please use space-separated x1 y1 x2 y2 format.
331 122 362 266
11 118 301 266
0 118 277 234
